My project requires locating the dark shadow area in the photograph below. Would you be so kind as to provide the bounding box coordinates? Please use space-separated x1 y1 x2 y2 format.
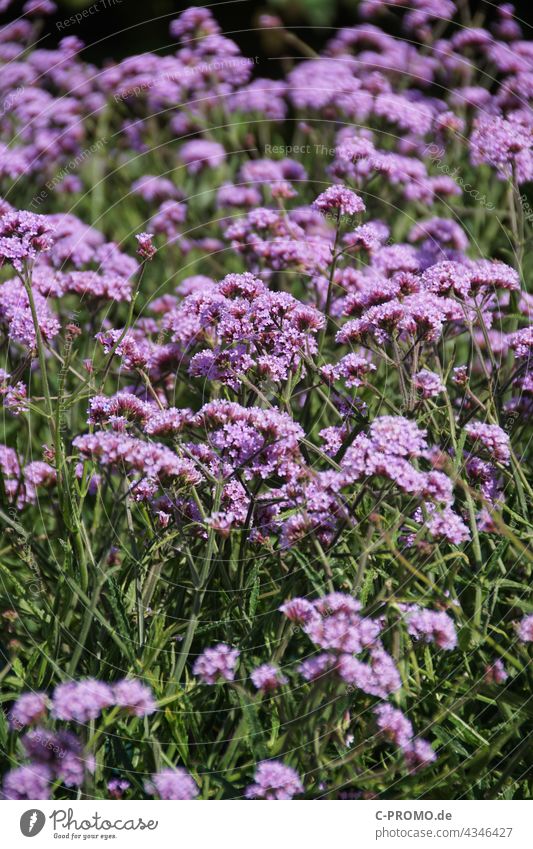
1 0 533 64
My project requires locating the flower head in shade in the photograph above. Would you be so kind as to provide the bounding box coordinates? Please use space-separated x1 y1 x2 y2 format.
108 778 131 799
404 739 437 772
9 692 48 729
2 763 51 799
484 659 508 684
373 699 436 769
298 653 337 681
245 760 304 799
146 767 198 800
51 679 114 722
23 0 57 15
312 185 366 217
192 643 240 684
517 614 533 642
112 679 156 716
23 728 93 788
250 664 287 692
452 365 468 386
136 232 156 260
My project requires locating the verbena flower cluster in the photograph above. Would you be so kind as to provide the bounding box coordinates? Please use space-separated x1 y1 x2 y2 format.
0 1 531 801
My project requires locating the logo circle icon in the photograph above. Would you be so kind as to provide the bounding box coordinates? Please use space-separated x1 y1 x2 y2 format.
20 810 46 837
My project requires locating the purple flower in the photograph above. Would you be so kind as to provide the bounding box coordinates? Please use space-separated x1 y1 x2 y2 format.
250 664 287 692
465 423 511 465
146 767 198 800
0 376 28 415
470 115 533 184
2 763 51 800
73 432 202 487
406 608 457 650
404 739 437 772
43 270 132 303
344 221 389 252
0 210 55 270
453 366 468 386
374 703 413 748
517 614 533 643
409 218 469 252
112 679 157 717
304 605 380 655
509 327 533 360
23 0 56 16
192 643 240 684
51 679 114 723
0 278 60 347
413 369 445 398
323 353 376 388
228 79 287 119
279 597 317 625
245 760 303 799
22 728 92 788
484 659 508 684
313 185 366 217
339 648 402 698
131 175 179 204
9 692 48 729
423 505 470 545
169 7 220 44
369 416 427 458
179 140 225 174
217 183 262 208
298 653 337 681
421 261 472 299
467 260 520 293
136 232 156 260
108 778 131 798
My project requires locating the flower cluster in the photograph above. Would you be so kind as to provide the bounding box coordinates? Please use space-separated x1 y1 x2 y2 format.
193 644 240 684
245 761 304 800
281 593 401 699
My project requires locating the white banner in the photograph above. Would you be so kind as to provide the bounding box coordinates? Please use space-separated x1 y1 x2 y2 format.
2 799 531 848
